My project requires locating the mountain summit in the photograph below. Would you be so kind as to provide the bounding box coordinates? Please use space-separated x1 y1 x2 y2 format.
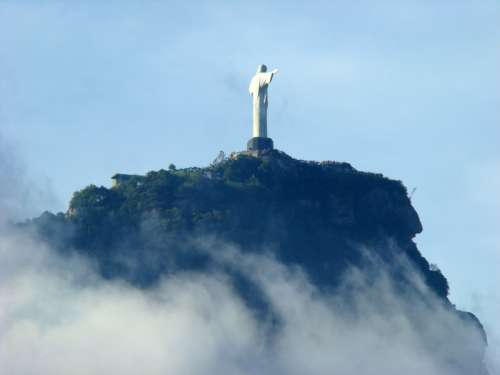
29 149 488 374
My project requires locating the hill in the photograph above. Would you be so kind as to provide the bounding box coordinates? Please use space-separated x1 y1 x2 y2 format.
26 149 488 374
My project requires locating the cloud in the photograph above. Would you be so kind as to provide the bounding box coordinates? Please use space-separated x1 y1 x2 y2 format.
0 224 490 375
0 133 59 224
0 135 25 223
468 292 500 374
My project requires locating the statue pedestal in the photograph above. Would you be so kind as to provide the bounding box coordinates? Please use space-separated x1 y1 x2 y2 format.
247 137 274 152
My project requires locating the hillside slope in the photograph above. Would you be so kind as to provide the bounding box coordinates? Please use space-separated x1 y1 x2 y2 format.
28 149 488 374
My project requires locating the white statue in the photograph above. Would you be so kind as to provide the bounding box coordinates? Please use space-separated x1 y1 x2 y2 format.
249 64 278 138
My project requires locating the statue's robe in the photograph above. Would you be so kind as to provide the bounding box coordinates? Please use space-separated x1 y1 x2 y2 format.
249 72 274 138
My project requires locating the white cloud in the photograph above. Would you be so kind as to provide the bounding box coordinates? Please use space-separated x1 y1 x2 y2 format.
0 227 490 375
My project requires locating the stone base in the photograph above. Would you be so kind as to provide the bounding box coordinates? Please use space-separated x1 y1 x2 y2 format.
247 137 274 152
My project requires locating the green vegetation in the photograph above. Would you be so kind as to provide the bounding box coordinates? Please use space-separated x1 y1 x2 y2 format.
30 150 448 298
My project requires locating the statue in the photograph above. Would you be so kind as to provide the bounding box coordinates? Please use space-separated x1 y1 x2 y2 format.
248 64 278 140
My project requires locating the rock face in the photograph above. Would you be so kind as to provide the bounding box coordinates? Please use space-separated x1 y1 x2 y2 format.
28 149 488 374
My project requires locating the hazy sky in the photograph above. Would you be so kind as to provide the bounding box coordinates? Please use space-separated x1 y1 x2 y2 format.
1 0 499 368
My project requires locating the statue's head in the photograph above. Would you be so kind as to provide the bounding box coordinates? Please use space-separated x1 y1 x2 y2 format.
257 64 267 73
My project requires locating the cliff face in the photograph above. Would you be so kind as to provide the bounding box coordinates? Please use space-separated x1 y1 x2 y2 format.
29 149 488 374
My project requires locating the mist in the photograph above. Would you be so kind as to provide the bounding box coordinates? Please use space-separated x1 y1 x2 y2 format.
0 222 490 375
0 134 58 224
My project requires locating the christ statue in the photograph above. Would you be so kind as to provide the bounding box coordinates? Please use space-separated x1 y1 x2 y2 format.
248 64 278 138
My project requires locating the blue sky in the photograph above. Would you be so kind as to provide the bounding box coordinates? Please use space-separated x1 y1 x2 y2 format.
1 0 499 368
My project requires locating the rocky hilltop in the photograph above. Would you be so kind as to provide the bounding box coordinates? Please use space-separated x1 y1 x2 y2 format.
28 149 488 374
